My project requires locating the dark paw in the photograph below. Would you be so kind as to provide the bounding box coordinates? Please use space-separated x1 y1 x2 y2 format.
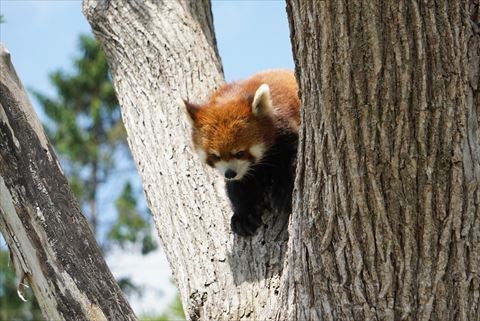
231 213 262 237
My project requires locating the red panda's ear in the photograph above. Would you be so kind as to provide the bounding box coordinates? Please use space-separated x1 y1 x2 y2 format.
252 84 273 116
180 99 201 125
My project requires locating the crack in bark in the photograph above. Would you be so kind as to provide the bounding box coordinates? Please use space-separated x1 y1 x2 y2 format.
282 1 480 320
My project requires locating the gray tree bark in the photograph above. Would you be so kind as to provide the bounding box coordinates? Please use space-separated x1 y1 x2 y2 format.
281 1 480 320
0 45 137 320
83 1 288 320
82 0 480 320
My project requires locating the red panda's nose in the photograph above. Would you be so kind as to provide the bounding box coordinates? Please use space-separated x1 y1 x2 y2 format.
225 169 237 179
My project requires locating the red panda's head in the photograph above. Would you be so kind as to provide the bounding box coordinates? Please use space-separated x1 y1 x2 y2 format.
182 84 276 180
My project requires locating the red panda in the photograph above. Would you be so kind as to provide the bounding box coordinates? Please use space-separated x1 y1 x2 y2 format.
182 69 300 236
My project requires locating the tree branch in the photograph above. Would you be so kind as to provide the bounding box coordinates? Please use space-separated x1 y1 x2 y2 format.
83 1 290 319
0 44 137 321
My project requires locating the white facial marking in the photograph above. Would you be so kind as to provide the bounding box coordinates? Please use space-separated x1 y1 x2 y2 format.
210 150 220 157
252 84 273 115
215 159 251 180
249 143 266 162
196 148 207 162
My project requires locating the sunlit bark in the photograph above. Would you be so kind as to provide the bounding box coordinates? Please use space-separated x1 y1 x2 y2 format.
83 1 289 320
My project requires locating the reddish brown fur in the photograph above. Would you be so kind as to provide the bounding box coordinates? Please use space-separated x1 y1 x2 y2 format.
189 69 300 159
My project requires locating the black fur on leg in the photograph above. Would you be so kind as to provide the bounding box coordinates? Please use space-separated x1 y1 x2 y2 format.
226 131 297 236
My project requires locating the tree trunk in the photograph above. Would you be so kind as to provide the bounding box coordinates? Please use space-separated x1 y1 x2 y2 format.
83 0 480 320
0 45 137 321
281 1 480 320
83 1 289 320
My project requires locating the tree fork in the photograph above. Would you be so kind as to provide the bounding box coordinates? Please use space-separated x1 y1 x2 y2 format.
83 1 290 320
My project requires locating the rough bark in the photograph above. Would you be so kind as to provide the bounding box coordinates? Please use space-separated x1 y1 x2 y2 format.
281 1 480 320
83 1 288 320
0 45 137 321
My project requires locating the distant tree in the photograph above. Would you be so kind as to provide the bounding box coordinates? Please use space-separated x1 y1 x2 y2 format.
31 35 156 253
109 182 157 254
1 35 158 320
1 43 136 321
32 34 122 236
0 14 5 23
141 281 185 321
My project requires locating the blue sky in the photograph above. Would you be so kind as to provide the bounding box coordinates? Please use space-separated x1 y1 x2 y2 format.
1 0 293 97
0 0 293 315
213 1 293 79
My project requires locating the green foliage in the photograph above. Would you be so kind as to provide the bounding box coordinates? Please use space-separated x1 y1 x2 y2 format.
116 276 143 297
1 33 174 319
108 182 158 254
167 295 186 320
31 35 124 232
141 294 186 321
31 34 155 253
0 248 43 321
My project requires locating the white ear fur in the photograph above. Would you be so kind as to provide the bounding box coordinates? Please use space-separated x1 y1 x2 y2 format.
179 98 198 125
195 148 207 162
252 84 273 116
179 99 191 124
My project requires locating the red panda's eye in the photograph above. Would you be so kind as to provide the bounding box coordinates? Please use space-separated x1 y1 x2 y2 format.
234 151 247 158
209 154 221 162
